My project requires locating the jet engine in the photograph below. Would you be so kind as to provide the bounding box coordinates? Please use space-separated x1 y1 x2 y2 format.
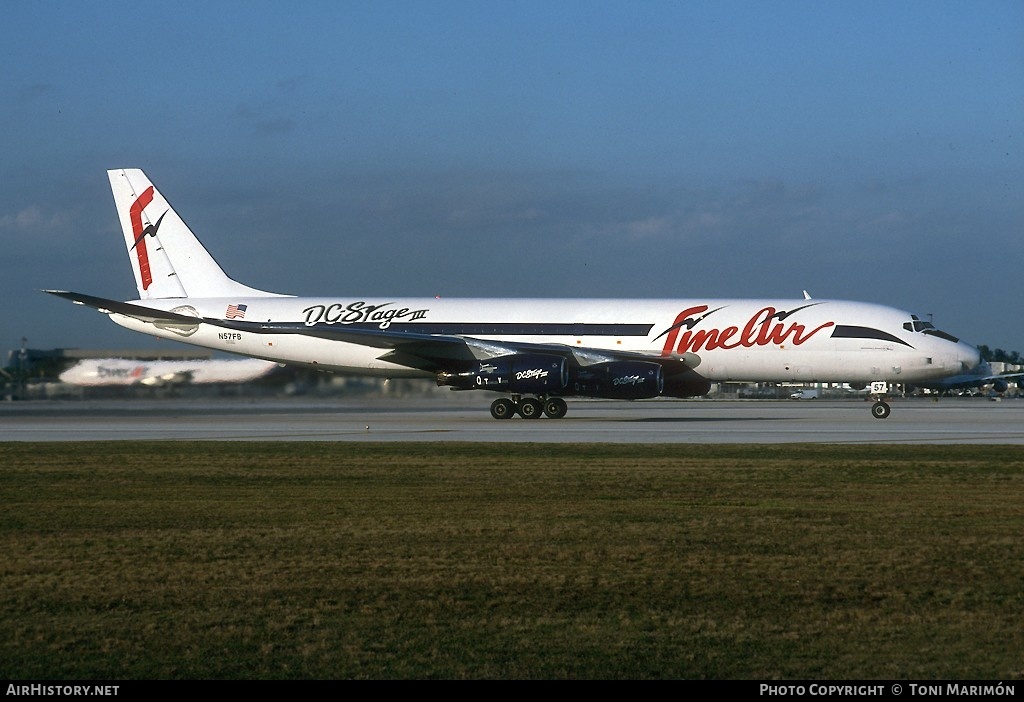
568 361 664 399
661 368 713 398
437 354 569 394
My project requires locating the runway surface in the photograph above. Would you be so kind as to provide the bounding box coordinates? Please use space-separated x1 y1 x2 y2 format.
3 396 1024 443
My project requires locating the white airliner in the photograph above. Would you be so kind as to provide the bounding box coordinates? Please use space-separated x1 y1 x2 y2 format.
59 358 277 387
46 169 981 420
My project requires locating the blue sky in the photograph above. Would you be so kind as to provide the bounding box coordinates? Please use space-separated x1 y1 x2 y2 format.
2 1 1022 355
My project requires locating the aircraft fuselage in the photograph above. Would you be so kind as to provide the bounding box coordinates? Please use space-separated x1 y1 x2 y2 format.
111 296 977 384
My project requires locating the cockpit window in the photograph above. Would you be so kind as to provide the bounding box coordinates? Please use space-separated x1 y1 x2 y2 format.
903 320 935 332
903 315 958 342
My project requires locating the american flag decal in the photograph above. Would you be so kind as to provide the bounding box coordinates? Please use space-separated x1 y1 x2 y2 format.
225 303 247 319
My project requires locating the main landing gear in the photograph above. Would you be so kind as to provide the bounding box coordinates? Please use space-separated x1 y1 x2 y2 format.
490 395 568 420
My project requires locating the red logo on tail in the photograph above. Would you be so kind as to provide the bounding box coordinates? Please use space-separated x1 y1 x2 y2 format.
129 187 156 290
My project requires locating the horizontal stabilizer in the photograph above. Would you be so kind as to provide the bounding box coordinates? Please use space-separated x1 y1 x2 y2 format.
42 290 201 325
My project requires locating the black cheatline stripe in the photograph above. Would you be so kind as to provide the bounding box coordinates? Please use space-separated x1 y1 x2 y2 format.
313 322 655 336
830 325 913 347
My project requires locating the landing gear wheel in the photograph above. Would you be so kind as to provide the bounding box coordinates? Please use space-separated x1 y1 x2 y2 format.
543 397 568 419
490 398 516 420
517 397 543 419
871 401 891 419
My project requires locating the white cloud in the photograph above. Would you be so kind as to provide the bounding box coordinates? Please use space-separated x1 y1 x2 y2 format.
0 205 71 231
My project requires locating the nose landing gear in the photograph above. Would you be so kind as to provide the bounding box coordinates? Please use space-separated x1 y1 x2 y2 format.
869 381 891 419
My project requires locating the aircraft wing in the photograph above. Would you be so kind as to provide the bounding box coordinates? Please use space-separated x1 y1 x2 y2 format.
210 318 703 375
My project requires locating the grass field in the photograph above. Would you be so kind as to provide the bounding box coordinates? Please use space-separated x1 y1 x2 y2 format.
1 442 1022 679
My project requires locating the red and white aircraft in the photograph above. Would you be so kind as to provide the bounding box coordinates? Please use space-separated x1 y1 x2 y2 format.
47 169 980 419
59 358 277 387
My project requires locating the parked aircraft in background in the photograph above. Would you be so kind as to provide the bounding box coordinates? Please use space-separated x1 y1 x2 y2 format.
46 169 981 420
909 362 1024 395
59 358 277 387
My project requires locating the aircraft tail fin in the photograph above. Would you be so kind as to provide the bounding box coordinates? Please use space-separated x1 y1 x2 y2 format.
107 169 284 299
